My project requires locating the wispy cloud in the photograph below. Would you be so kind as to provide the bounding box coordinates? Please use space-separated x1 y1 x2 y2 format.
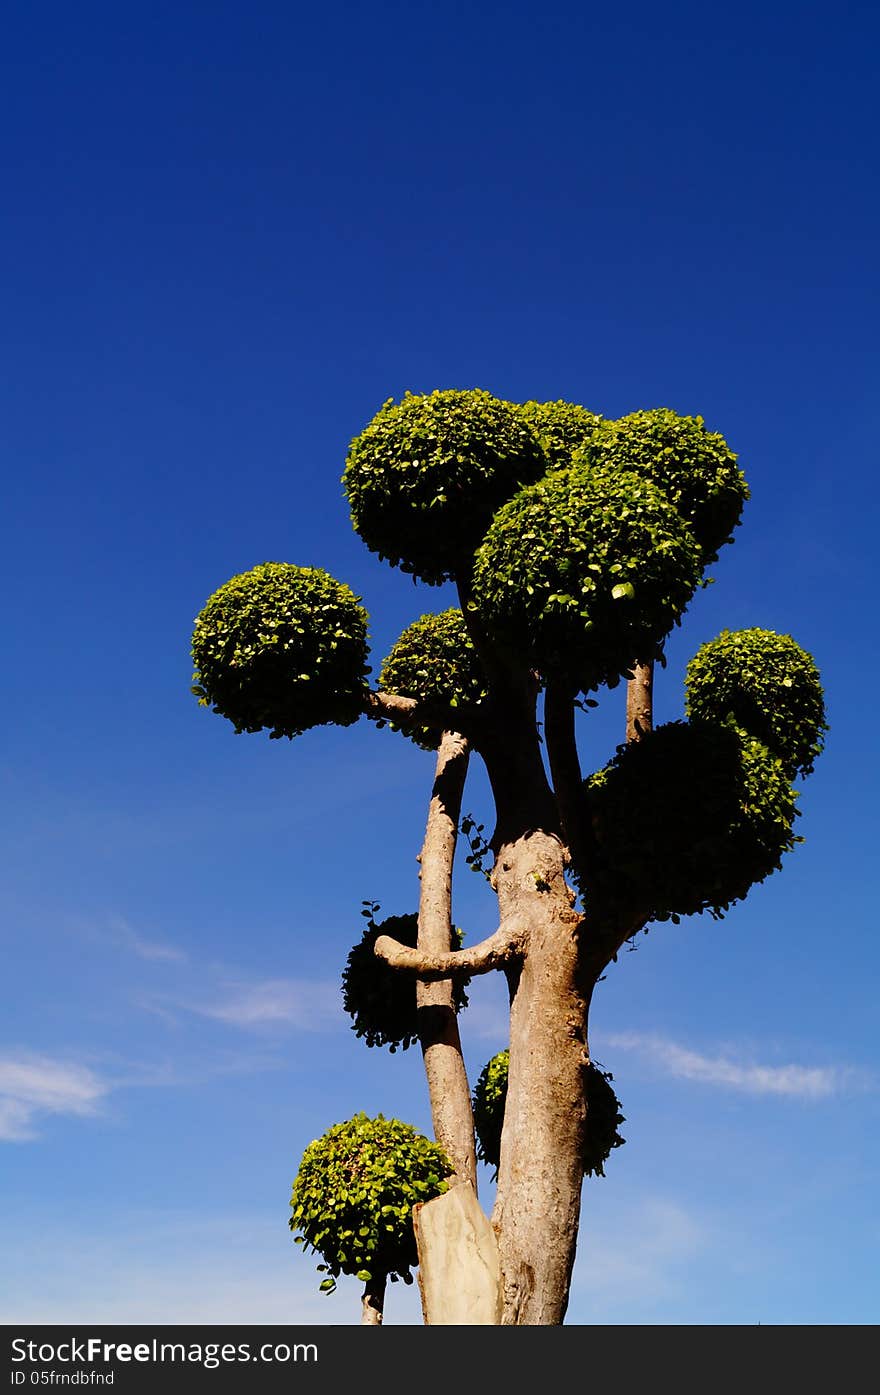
600 1032 859 1099
572 1197 707 1317
173 979 340 1032
106 916 187 963
0 1054 111 1141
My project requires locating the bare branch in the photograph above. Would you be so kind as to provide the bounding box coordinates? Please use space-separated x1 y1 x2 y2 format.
544 682 592 877
362 689 421 722
375 917 527 978
416 729 478 1188
362 689 483 742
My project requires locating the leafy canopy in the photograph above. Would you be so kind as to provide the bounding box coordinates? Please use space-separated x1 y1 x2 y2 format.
472 462 703 692
342 909 469 1052
473 1050 625 1180
342 389 547 585
378 609 488 749
583 408 748 563
685 628 827 779
510 399 604 471
191 563 370 738
583 720 799 922
290 1113 453 1291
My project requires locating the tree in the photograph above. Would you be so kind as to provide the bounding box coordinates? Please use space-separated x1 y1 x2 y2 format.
190 389 826 1325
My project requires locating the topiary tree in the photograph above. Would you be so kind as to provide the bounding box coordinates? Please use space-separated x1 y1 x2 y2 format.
473 1049 625 1181
192 387 827 1325
289 1113 453 1324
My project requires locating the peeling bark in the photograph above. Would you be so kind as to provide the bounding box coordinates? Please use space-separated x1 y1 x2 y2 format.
415 731 477 1188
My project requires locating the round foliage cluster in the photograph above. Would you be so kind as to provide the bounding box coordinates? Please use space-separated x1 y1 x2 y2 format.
472 463 703 692
685 629 826 779
583 409 748 562
290 1113 453 1291
582 721 799 922
378 609 488 749
472 1050 625 1181
511 400 604 472
191 563 370 738
342 911 469 1052
342 389 548 585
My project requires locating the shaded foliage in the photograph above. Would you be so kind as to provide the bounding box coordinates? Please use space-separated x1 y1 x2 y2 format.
342 908 469 1052
473 1049 625 1180
582 720 799 922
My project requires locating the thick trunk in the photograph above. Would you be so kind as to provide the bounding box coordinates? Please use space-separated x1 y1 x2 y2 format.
489 830 590 1324
477 685 590 1325
416 731 477 1189
360 1275 386 1325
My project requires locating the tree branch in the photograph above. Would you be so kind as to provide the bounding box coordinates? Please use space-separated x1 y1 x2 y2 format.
544 681 592 879
625 661 654 742
415 730 478 1188
375 917 527 978
362 689 483 742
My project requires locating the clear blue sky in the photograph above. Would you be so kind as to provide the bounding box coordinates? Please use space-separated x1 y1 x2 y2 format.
1 0 877 1325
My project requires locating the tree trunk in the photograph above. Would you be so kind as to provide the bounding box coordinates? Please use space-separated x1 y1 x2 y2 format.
626 661 653 742
476 683 591 1325
360 1274 386 1324
489 829 590 1324
416 731 477 1189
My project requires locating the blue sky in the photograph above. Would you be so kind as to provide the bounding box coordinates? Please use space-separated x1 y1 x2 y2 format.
1 0 877 1325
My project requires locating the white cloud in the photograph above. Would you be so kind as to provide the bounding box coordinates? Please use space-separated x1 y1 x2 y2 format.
0 1053 110 1142
599 1031 856 1099
177 979 340 1031
107 915 187 963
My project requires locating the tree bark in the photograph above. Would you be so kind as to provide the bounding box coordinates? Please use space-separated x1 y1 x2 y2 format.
360 1275 386 1325
489 829 591 1324
415 731 478 1189
625 661 653 742
478 684 591 1324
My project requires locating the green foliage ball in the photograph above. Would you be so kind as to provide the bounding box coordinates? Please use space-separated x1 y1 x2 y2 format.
471 462 703 692
584 408 748 562
582 721 799 922
378 609 488 749
471 1049 509 1177
342 389 548 585
472 1049 625 1180
342 910 469 1052
685 629 826 779
191 563 370 738
511 400 604 471
290 1113 453 1291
